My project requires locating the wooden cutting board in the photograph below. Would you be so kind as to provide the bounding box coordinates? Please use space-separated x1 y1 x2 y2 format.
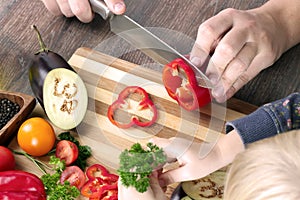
68 47 257 199
66 47 257 169
9 47 257 199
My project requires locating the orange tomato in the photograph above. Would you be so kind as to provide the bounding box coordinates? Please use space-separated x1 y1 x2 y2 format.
17 117 56 156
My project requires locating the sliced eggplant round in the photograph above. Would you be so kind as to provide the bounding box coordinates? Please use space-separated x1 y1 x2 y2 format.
43 68 88 130
181 170 226 200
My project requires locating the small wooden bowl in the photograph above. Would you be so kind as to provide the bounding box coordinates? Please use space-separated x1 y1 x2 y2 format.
0 90 36 146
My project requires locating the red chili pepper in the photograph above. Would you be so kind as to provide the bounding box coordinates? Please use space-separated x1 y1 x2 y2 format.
107 86 158 128
162 58 211 110
0 170 46 200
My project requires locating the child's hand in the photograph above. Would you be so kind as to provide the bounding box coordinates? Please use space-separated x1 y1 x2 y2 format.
118 171 167 200
152 132 244 187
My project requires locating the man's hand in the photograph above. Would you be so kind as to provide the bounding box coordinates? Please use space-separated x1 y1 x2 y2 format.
41 0 126 23
190 7 288 102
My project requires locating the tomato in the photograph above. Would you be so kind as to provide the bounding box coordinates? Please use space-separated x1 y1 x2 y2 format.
17 117 56 156
55 140 78 165
0 146 15 171
60 166 86 189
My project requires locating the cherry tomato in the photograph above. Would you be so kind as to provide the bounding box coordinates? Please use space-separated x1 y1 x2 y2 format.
17 117 56 156
55 140 78 165
0 146 15 171
60 166 86 189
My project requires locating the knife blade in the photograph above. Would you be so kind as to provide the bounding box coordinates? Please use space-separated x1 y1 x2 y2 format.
89 0 213 88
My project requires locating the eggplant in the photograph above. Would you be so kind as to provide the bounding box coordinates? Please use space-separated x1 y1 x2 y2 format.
29 25 88 130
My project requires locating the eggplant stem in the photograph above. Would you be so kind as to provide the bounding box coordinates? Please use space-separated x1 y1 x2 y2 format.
32 25 49 53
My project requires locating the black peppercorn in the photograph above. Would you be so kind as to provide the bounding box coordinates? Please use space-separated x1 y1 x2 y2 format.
0 98 20 129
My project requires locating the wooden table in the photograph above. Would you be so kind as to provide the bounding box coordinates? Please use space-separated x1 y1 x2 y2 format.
0 0 299 107
2 0 294 199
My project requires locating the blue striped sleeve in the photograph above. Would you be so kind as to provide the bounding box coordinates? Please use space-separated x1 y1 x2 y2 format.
226 93 300 144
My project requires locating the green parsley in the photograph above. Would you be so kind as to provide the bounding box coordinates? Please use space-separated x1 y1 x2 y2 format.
13 151 80 200
41 156 80 200
118 142 167 193
58 132 92 170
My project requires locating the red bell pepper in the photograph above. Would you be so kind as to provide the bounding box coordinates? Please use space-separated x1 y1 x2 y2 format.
107 86 158 129
0 170 46 200
162 58 211 110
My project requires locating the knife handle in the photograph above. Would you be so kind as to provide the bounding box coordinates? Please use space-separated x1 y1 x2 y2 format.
89 0 112 20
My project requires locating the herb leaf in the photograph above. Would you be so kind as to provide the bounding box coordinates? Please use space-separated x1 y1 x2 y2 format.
14 144 82 200
118 142 166 193
41 156 80 200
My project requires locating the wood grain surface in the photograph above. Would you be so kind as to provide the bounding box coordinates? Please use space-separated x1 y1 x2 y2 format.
66 48 255 169
0 0 299 107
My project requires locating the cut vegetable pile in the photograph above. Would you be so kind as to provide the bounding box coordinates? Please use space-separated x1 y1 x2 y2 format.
81 164 119 199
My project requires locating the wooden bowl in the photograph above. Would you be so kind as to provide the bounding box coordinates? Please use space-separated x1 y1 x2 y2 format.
0 90 36 146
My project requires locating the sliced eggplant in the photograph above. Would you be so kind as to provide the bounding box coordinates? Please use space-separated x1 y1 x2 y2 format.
29 25 88 130
181 170 226 200
43 68 88 130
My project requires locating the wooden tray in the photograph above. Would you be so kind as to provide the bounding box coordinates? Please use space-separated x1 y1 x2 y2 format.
0 90 36 145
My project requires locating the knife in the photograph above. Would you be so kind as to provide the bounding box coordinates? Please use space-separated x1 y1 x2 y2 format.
89 0 213 88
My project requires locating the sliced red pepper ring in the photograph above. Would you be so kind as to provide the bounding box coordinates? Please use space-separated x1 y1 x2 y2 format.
101 189 118 200
86 164 119 184
81 164 119 199
107 86 158 128
81 178 118 198
162 58 211 111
